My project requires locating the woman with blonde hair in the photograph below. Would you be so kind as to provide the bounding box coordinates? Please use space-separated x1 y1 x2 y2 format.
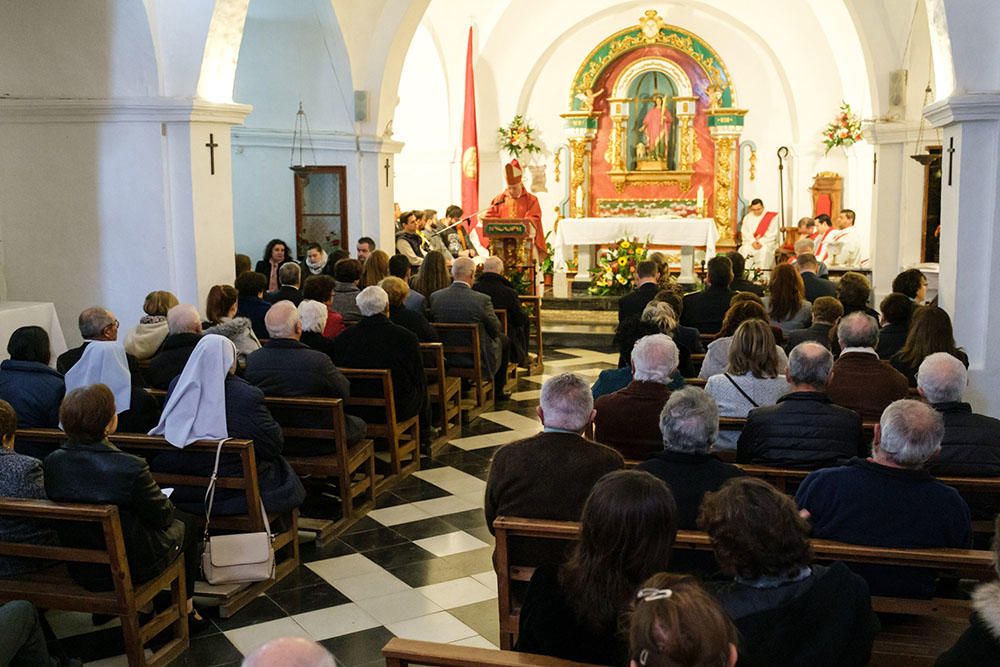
360 249 390 288
124 290 179 359
705 320 788 449
411 250 451 298
700 300 788 379
764 264 812 333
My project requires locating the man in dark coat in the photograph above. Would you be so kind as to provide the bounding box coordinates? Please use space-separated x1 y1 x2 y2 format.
727 251 765 296
827 313 909 421
265 262 304 306
784 296 842 352
147 304 203 389
739 342 865 468
244 301 365 449
681 255 735 334
875 292 914 359
474 256 528 364
796 253 837 303
617 260 661 323
235 270 272 340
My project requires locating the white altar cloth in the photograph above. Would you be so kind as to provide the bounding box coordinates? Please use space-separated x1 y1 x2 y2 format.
553 216 718 270
0 302 68 365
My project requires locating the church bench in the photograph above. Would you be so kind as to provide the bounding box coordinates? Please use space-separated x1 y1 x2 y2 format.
339 368 421 482
382 638 597 667
435 322 495 419
420 342 463 449
0 498 188 667
689 352 705 375
518 295 544 374
15 428 299 618
492 515 995 656
494 309 523 385
261 395 377 545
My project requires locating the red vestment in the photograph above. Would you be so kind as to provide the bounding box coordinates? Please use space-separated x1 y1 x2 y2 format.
485 189 547 258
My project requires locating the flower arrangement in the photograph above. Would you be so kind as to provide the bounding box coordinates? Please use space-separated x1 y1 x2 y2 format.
822 102 863 153
497 115 541 159
589 237 649 296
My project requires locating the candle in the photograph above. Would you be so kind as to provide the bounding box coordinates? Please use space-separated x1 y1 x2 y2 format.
696 186 705 214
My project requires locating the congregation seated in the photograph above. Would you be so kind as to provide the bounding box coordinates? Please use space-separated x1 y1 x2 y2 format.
700 478 876 666
485 373 623 547
827 312 909 420
890 305 968 386
245 301 365 448
203 283 261 356
795 253 836 303
388 254 426 313
594 327 685 399
123 290 178 359
332 258 363 323
618 259 661 323
0 400 58 577
652 288 704 355
918 353 1000 479
629 573 739 667
699 299 788 379
738 342 865 468
638 388 746 529
430 256 510 397
255 238 292 293
66 340 159 433
380 276 438 342
360 249 390 288
299 242 336 280
641 301 695 377
297 299 338 358
412 250 451 301
763 264 812 333
0 326 64 428
395 210 425 268
302 274 345 339
475 256 529 364
892 267 928 305
875 292 914 360
150 335 306 515
44 384 201 611
705 320 789 450
57 306 137 375
235 270 272 340
333 286 431 440
235 253 252 278
727 251 764 297
516 470 677 665
595 334 679 460
937 515 1000 666
681 255 735 334
783 296 841 352
836 271 879 320
265 261 304 306
795 399 972 597
147 304 203 389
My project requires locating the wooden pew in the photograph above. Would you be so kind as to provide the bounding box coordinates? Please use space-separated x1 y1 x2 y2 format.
382 638 597 667
15 428 299 618
340 368 420 480
0 498 188 667
519 294 544 374
421 342 463 448
494 309 522 386
435 322 495 418
492 515 995 659
262 395 377 544
689 352 705 376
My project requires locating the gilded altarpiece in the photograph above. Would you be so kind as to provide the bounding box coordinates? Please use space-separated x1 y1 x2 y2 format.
562 10 747 243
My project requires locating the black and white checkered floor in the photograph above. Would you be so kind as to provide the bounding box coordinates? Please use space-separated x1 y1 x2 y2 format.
49 348 619 666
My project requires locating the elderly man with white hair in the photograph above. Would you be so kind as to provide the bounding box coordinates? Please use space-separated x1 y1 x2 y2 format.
244 300 365 449
918 352 1000 479
474 256 529 365
796 398 972 598
594 334 679 460
826 312 909 420
638 388 746 528
147 304 204 389
485 372 623 546
429 256 511 398
333 286 433 444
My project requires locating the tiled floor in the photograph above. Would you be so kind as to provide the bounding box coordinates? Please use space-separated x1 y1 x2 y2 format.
52 348 615 666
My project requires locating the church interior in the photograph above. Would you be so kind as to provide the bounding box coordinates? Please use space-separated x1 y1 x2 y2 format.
2 0 1000 665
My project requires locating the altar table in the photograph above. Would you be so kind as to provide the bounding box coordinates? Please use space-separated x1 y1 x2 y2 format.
0 302 68 366
552 217 718 274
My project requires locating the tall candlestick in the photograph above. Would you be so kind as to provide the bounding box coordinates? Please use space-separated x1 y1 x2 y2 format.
696 186 705 215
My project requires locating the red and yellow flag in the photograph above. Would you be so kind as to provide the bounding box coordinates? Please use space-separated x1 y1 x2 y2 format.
460 26 482 244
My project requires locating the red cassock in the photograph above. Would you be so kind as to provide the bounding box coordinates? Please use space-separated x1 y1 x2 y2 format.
485 190 547 259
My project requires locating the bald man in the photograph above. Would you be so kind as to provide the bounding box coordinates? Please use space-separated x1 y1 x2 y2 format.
242 637 335 667
147 304 203 389
474 256 529 365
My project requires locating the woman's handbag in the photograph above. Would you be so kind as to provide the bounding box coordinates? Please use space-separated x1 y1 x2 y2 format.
200 439 275 584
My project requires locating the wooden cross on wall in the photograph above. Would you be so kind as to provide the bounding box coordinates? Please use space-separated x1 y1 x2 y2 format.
946 137 956 186
205 133 219 175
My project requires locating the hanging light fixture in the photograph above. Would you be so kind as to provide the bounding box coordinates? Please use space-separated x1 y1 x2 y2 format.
289 101 317 171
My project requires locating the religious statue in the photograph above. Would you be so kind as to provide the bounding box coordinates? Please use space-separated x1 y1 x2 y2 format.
574 87 605 112
635 141 647 160
640 95 673 164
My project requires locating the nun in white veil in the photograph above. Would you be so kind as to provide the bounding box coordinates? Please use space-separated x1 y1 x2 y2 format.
64 341 159 433
148 334 305 515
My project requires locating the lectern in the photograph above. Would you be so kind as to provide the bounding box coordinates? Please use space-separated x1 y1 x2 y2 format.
482 218 537 295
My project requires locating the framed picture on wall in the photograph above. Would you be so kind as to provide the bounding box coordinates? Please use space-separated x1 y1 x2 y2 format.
292 165 349 258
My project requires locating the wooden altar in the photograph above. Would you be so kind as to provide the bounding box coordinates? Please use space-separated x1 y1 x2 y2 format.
483 218 537 295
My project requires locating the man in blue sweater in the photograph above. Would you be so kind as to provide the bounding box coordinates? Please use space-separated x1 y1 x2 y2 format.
795 398 971 598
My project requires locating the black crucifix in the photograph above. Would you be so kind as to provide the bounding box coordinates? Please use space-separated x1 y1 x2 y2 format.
946 137 956 186
205 133 219 175
384 158 391 187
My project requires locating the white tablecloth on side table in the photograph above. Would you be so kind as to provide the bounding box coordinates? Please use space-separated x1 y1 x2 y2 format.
0 302 68 365
553 216 718 271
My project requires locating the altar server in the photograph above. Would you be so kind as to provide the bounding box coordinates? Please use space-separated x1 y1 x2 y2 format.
484 159 547 259
827 209 862 267
738 199 780 271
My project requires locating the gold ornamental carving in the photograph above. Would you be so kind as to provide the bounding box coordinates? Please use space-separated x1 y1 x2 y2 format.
712 135 736 242
569 138 590 218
